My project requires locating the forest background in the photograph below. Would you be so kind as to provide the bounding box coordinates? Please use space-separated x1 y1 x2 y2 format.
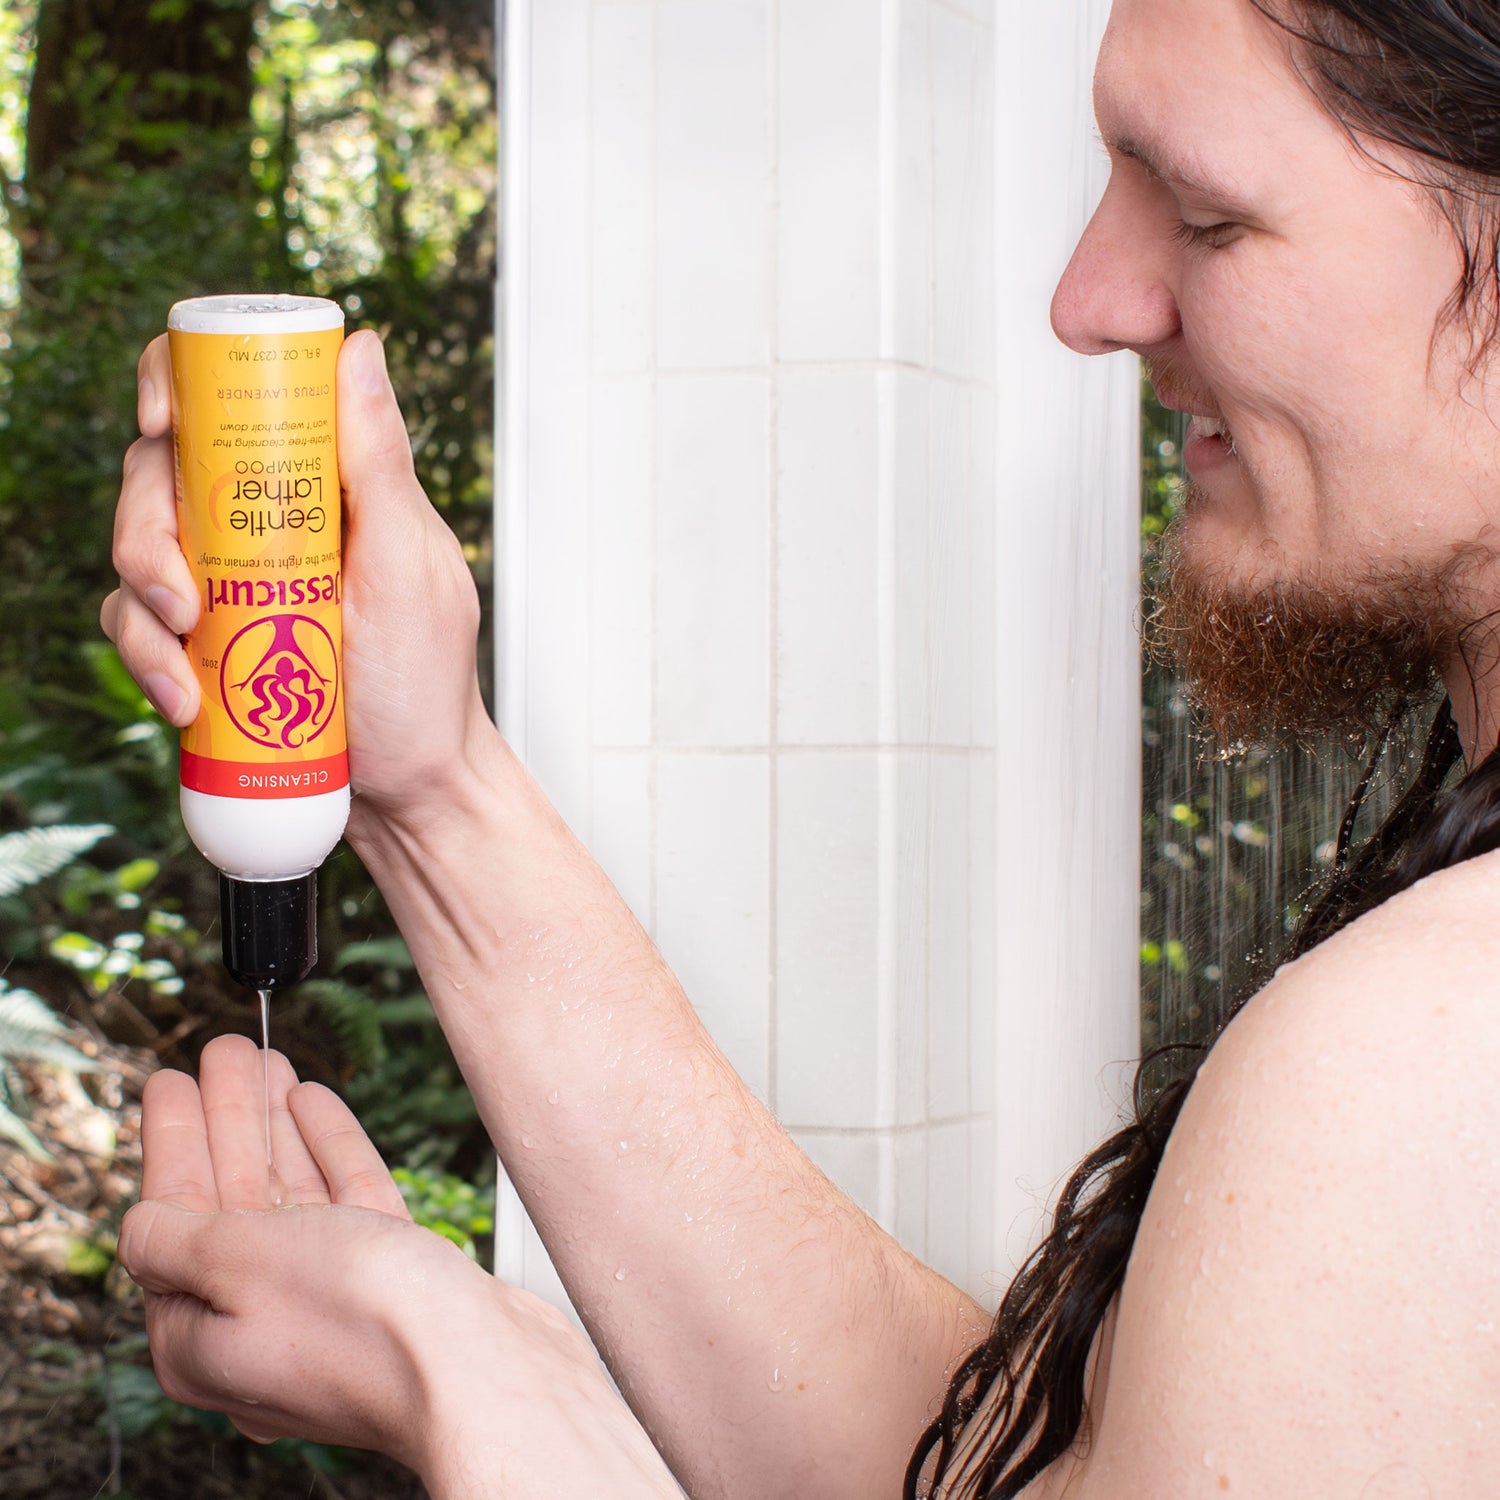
0 2 496 1494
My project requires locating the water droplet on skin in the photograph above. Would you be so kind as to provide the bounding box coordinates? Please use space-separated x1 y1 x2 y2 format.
1183 1189 1193 1205
1203 1451 1216 1470
521 1135 536 1150
617 1140 630 1154
547 1089 560 1105
614 1267 627 1282
767 1369 786 1393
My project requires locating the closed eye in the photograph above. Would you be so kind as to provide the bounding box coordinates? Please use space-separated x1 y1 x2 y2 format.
1170 218 1242 251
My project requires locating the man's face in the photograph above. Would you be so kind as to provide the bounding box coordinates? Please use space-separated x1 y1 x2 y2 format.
1051 0 1500 746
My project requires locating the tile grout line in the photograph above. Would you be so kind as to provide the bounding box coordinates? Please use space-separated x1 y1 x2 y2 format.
874 0 901 1235
647 0 661 939
766 0 781 1118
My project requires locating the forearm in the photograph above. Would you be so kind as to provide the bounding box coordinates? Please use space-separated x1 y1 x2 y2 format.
350 727 986 1500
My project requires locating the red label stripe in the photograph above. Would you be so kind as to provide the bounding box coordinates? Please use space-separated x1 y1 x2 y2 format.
181 749 350 799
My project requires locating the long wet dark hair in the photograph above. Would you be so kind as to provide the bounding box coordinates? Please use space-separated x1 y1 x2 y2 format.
905 4 1500 1495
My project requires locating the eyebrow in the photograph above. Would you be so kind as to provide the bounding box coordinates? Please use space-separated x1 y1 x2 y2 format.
1105 132 1252 211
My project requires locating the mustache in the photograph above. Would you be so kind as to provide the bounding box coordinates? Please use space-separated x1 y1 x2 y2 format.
1143 355 1220 420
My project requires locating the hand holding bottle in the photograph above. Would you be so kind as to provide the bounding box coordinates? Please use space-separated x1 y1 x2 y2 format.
103 329 505 846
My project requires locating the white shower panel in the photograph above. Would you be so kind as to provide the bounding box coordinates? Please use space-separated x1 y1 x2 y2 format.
497 0 1134 1315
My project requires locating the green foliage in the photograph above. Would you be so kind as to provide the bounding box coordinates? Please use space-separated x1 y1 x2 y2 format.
0 644 179 846
0 820 110 1159
393 1163 495 1260
89 1333 349 1470
48 927 184 998
300 934 481 1172
0 822 113 896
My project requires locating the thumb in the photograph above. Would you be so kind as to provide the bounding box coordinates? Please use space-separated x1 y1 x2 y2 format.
337 331 423 518
118 1199 241 1305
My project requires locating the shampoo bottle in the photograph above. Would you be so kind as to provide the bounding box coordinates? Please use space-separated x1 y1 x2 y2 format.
167 294 348 992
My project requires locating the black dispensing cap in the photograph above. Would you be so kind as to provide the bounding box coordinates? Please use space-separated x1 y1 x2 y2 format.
219 873 317 992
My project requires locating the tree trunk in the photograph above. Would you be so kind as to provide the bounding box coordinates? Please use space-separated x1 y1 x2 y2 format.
26 0 255 189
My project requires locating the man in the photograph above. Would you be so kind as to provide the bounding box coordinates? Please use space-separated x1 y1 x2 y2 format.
105 0 1500 1494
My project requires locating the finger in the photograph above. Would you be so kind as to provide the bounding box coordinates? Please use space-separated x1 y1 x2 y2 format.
138 334 170 437
141 1284 282 1444
288 1082 410 1219
264 1051 331 1206
139 1070 219 1212
101 582 200 727
233 1421 281 1446
119 1200 230 1303
200 1034 282 1211
337 332 424 525
113 433 199 637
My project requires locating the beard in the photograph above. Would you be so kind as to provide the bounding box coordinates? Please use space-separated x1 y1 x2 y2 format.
1146 489 1489 752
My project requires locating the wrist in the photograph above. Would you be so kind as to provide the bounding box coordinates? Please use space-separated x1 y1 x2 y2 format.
408 1277 680 1500
346 709 557 874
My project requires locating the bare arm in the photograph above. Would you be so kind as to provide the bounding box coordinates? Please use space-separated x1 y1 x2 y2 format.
349 731 984 1499
106 330 986 1499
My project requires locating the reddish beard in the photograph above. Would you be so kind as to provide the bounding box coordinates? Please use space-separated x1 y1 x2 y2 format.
1146 497 1489 751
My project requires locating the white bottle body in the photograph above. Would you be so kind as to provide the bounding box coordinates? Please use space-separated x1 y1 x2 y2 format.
181 784 350 881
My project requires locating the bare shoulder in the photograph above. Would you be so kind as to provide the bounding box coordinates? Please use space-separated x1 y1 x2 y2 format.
1064 848 1500 1498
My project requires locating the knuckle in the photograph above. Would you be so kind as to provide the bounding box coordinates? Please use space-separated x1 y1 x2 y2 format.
153 1360 192 1407
338 1164 394 1199
121 436 153 480
111 605 152 665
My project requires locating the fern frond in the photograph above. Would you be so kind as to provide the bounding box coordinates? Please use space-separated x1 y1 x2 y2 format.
0 1094 52 1162
332 936 414 973
0 985 99 1073
0 824 113 896
299 979 388 1071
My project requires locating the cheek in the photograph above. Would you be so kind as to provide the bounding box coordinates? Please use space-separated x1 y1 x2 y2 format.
1181 243 1441 459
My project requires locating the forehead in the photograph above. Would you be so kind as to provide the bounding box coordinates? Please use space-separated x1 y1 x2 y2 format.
1093 0 1326 182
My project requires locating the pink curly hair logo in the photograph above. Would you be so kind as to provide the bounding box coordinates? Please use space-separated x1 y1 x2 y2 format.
221 614 339 750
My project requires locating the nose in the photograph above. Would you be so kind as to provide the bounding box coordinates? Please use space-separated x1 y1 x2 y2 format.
1050 183 1181 356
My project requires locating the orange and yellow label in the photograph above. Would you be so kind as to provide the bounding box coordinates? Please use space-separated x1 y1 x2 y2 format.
169 326 347 799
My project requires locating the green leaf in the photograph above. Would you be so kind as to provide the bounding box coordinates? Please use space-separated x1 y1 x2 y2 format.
298 979 387 1071
113 857 160 893
49 931 108 969
333 935 414 972
65 1237 115 1279
95 1362 178 1438
0 824 113 896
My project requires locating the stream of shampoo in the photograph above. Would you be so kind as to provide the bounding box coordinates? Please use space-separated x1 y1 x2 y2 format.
259 989 273 1165
259 990 283 1207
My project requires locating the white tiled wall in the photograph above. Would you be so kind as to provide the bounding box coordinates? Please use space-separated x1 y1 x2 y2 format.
500 0 1139 1312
